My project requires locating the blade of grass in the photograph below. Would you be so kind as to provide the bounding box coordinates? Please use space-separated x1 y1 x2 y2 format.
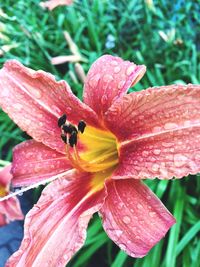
164 183 185 267
111 250 128 267
176 221 200 256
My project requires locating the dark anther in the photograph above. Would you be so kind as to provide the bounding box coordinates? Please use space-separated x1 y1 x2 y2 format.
63 124 77 134
58 114 67 128
61 133 67 144
69 131 77 147
78 120 86 133
63 125 72 134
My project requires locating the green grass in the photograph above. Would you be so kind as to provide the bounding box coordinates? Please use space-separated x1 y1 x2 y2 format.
0 0 200 266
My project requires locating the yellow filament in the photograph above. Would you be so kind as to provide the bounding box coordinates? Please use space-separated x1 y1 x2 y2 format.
66 145 118 172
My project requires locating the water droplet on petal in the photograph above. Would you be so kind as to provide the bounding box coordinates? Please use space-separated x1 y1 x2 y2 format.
114 66 121 73
119 243 127 251
115 229 123 237
111 60 118 66
152 163 159 172
103 74 113 83
184 120 191 127
118 80 126 89
24 83 42 99
89 74 100 88
164 122 178 130
126 65 135 76
1 88 9 97
130 252 137 257
149 211 156 217
174 154 188 167
63 254 69 261
118 202 124 210
123 215 131 224
34 89 42 99
142 151 149 157
195 153 200 161
152 126 163 133
51 105 61 115
13 103 23 110
162 142 173 148
66 107 72 114
153 149 161 155
101 95 108 105
137 203 143 209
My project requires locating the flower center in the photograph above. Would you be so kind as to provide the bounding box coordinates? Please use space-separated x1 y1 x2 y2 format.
0 185 7 197
58 114 119 173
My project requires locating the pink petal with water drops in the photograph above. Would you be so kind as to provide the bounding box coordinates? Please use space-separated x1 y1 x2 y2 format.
0 60 99 154
6 170 106 267
40 0 73 10
83 55 146 119
11 140 72 187
99 179 175 258
105 85 200 179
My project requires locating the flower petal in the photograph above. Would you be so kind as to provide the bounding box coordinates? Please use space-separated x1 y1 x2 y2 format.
0 214 6 226
11 140 72 187
6 170 106 267
0 60 99 153
0 164 12 186
40 0 73 10
83 55 146 119
105 85 200 179
99 179 175 258
0 166 24 225
0 197 24 225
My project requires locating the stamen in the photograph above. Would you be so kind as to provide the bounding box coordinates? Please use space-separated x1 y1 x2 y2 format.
63 124 77 134
69 131 77 147
58 114 67 127
61 133 67 144
78 120 86 133
60 118 118 173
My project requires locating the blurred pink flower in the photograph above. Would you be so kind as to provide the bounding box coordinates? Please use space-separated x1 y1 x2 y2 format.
0 165 23 226
40 0 73 10
0 55 199 266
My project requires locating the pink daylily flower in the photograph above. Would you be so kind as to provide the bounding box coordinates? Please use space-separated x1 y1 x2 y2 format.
40 0 73 10
0 165 23 226
0 55 199 266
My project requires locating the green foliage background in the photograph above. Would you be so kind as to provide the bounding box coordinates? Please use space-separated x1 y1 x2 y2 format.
0 0 200 266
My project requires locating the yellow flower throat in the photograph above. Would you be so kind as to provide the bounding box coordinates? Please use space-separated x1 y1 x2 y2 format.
58 114 119 175
0 185 7 197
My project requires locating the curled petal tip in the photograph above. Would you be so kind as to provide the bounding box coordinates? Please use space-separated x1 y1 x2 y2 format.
131 64 146 87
